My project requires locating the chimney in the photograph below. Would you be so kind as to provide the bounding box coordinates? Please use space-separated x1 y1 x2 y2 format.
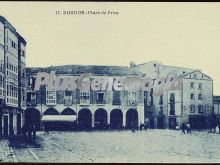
130 61 136 68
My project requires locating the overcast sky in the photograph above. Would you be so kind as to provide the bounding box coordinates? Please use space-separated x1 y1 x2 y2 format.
1 2 220 95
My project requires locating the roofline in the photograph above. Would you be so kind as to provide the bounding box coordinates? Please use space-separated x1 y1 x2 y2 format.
135 60 160 66
160 64 198 71
0 15 27 44
181 70 213 80
26 64 130 69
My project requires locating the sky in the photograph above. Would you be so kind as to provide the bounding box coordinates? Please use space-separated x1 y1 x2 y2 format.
0 2 220 95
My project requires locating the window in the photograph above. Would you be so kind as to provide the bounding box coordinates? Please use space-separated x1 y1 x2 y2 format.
46 90 56 105
80 91 90 104
65 90 72 97
198 83 202 90
198 94 203 100
190 82 194 89
97 92 105 104
190 105 195 113
21 50 25 57
113 91 121 105
170 103 175 115
198 105 204 113
128 91 137 105
170 93 175 103
190 93 195 100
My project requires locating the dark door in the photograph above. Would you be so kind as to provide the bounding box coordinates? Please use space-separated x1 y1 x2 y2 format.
9 113 13 136
17 113 21 135
169 117 176 129
3 115 8 136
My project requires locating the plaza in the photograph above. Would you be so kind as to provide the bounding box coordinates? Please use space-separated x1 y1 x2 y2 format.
7 130 220 163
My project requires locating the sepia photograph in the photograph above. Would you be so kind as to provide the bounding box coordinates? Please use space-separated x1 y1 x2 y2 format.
0 1 220 163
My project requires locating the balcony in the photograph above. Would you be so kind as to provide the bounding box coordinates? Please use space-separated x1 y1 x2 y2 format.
80 99 90 105
96 100 106 105
26 99 37 106
64 96 72 106
112 101 121 105
127 99 137 106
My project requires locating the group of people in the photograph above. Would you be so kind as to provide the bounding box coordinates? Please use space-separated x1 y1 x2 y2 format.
22 124 37 141
181 123 191 134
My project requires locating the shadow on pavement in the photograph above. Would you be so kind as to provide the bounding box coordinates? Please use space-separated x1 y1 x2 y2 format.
8 135 43 149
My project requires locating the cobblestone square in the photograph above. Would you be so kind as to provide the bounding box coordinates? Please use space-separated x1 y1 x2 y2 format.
6 130 220 163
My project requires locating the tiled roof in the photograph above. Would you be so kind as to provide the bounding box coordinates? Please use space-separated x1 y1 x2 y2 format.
26 65 138 76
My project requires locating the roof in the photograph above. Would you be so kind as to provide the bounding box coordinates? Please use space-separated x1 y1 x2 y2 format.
180 70 213 80
26 65 137 76
0 15 27 44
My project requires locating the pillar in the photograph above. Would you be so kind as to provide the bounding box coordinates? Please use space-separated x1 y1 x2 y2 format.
91 111 95 128
123 110 126 128
107 110 110 125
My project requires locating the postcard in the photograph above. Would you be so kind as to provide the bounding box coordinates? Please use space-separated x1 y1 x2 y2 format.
0 1 220 163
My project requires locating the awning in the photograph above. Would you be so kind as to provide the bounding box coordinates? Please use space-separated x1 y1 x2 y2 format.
41 115 76 122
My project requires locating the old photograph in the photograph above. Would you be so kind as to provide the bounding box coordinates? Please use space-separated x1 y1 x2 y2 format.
0 2 220 163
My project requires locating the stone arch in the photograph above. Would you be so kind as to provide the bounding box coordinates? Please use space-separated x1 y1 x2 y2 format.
110 109 123 129
44 107 59 115
78 108 92 130
61 108 76 115
126 108 138 129
94 108 108 129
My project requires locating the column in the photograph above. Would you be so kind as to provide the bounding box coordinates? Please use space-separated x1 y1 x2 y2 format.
91 111 95 128
107 110 110 125
123 110 126 128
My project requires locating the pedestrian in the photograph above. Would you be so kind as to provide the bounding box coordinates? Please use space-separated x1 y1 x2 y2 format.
33 124 36 140
216 125 219 133
181 123 186 134
186 123 191 134
28 125 32 140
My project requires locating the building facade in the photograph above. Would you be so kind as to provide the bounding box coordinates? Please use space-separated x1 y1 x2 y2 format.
25 66 147 131
0 16 27 137
26 61 214 130
131 61 214 129
213 96 220 126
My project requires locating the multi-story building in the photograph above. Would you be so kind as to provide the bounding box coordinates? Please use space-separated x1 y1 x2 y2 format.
131 60 214 129
213 96 220 125
26 65 147 130
0 16 27 137
26 61 213 130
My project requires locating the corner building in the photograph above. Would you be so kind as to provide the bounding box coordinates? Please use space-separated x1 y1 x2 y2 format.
0 16 27 137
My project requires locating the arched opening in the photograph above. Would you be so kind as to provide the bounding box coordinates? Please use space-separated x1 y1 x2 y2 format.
94 108 107 129
24 108 41 131
57 108 77 130
110 109 123 129
44 108 59 115
78 108 92 130
43 108 59 131
61 108 76 115
126 108 138 129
